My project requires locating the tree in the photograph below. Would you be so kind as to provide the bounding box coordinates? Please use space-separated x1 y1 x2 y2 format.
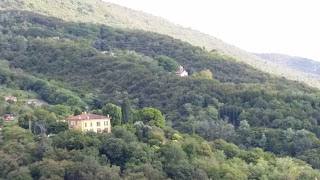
160 143 188 164
219 159 248 180
102 103 122 126
29 159 66 179
0 151 18 179
134 121 153 142
124 163 167 180
52 130 87 150
65 156 101 180
121 98 133 124
213 139 241 159
6 167 32 180
154 55 179 72
112 126 137 143
195 120 235 141
138 107 166 128
298 148 320 168
193 69 213 79
100 138 126 166
125 142 154 166
34 108 56 124
52 105 71 119
18 113 37 129
73 107 82 116
47 122 69 134
12 35 28 52
96 166 122 180
3 126 34 143
160 144 195 179
165 160 195 180
1 126 36 165
182 143 197 160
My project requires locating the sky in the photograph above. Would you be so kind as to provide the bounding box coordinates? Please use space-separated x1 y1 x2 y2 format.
106 0 320 61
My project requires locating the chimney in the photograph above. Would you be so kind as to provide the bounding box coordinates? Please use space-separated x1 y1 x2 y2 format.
107 114 109 118
87 115 89 119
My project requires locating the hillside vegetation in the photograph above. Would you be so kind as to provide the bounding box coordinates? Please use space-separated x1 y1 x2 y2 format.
2 10 320 179
257 53 320 76
2 0 320 88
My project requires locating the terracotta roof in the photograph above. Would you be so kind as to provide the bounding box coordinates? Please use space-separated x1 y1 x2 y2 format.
65 113 110 121
4 96 17 101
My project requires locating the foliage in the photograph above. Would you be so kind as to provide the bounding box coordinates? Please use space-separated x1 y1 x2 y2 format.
137 107 166 128
47 121 69 134
121 98 133 124
2 0 318 89
102 103 122 126
192 69 213 79
154 55 180 72
1 11 320 178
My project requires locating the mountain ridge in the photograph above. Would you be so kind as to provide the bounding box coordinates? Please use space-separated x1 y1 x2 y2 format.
2 0 320 88
257 53 320 76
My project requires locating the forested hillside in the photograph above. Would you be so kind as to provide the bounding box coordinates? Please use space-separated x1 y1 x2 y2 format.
257 53 320 76
1 11 320 179
2 0 320 88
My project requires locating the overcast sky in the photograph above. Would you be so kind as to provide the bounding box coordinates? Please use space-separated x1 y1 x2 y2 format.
106 0 320 61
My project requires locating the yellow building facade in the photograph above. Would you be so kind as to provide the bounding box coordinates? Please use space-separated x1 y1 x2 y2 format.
65 113 111 133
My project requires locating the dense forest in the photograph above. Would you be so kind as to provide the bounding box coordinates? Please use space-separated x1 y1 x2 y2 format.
3 0 319 89
1 11 320 179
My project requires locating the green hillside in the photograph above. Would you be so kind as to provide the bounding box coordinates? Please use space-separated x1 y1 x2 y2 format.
1 11 320 179
257 53 320 76
2 0 320 88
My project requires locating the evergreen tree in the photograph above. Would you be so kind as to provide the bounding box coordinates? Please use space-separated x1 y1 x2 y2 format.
121 98 133 124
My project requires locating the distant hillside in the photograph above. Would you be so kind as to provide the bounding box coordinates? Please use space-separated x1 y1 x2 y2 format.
257 53 320 76
2 0 320 88
4 11 320 170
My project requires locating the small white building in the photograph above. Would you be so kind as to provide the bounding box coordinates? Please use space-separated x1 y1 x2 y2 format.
52 37 60 40
101 51 115 57
25 99 48 107
175 65 188 77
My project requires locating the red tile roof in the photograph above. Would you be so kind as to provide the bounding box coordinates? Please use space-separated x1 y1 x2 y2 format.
4 114 14 121
4 96 17 101
65 114 110 121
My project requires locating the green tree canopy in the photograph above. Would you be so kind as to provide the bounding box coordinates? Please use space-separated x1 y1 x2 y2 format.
102 103 122 126
18 113 37 129
121 98 133 124
47 121 69 134
192 69 213 79
154 55 180 72
138 107 166 128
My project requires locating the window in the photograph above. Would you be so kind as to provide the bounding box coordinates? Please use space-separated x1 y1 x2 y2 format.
71 121 75 126
97 128 101 133
104 121 108 126
97 122 101 126
85 123 87 127
104 128 108 133
90 122 92 127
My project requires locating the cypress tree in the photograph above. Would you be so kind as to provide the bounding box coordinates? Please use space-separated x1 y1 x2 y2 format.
121 98 133 124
